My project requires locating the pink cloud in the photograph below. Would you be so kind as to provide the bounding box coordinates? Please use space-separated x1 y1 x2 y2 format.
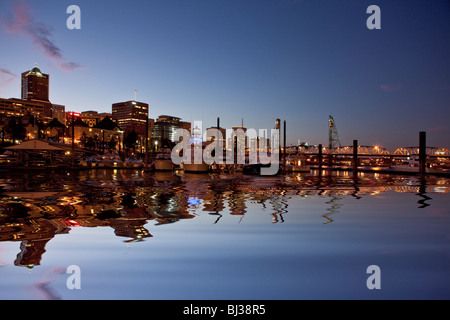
0 68 17 79
1 1 81 71
380 83 403 92
428 125 447 133
31 266 66 300
0 68 18 94
2 0 30 34
58 61 82 72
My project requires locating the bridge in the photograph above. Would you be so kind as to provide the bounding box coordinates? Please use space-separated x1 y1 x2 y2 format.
285 115 450 158
287 145 450 158
282 116 449 170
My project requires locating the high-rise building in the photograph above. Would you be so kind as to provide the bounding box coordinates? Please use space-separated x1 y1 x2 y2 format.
80 110 112 127
153 115 181 145
80 110 99 127
65 111 81 125
52 104 66 124
112 100 149 137
0 98 53 123
0 65 65 126
21 65 49 102
152 115 191 146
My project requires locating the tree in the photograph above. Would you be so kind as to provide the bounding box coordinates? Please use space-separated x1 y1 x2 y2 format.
160 138 175 150
6 117 26 142
93 134 100 152
86 136 95 150
108 137 117 153
80 132 88 149
124 130 138 155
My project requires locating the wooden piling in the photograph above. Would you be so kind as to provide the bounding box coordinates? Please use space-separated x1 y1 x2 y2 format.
318 144 323 175
71 112 75 168
419 131 426 176
283 120 286 172
145 117 149 170
353 140 358 173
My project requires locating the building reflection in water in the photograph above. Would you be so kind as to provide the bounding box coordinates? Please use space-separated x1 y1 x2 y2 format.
0 169 448 269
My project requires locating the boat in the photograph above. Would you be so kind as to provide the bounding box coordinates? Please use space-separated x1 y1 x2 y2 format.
243 163 280 175
182 162 210 173
153 154 174 171
180 145 210 173
209 163 222 173
80 157 98 167
390 157 440 173
124 157 143 168
391 158 421 172
208 155 235 173
97 154 123 168
284 155 310 172
391 158 449 174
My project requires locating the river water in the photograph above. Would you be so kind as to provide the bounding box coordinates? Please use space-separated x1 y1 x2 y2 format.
0 169 449 300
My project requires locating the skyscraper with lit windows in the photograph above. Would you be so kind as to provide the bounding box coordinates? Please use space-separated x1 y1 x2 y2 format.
112 100 149 137
21 65 49 102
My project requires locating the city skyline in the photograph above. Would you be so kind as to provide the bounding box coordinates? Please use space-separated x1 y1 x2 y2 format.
0 0 449 150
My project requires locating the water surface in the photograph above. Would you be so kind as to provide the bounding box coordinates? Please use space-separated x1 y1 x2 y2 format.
0 169 449 300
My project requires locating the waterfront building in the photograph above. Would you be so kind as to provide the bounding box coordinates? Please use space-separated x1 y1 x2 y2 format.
0 66 63 125
91 116 123 150
81 111 113 127
112 100 149 137
52 104 66 125
152 115 191 148
230 125 248 151
67 117 89 143
45 118 66 142
205 126 226 148
67 116 123 152
20 65 54 122
65 111 81 126
0 98 53 124
21 65 49 102
80 110 99 127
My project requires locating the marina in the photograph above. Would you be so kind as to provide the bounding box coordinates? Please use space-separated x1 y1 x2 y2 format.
1 140 449 177
1 116 448 177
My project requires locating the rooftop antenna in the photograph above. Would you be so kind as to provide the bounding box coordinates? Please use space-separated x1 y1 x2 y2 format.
134 90 137 101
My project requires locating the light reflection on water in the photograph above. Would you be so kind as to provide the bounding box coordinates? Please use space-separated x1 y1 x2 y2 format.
0 169 449 299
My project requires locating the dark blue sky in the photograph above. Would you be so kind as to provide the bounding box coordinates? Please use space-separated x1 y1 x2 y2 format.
0 0 449 150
